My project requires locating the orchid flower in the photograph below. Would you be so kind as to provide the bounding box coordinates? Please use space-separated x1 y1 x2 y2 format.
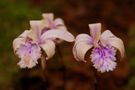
13 14 74 68
13 30 41 68
41 13 67 43
73 23 125 73
42 13 67 31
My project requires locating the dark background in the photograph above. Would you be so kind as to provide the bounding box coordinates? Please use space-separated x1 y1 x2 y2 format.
0 0 135 90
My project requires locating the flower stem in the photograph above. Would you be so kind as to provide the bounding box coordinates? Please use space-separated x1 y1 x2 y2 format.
41 55 46 70
56 45 66 89
93 68 98 90
40 50 47 80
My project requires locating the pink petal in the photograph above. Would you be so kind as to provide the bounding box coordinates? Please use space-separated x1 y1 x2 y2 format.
41 30 75 42
18 58 37 68
73 34 93 62
75 42 93 62
89 23 101 46
75 34 93 44
13 30 30 52
101 30 125 58
52 22 68 43
42 13 56 29
29 20 44 41
53 26 68 44
30 20 44 31
19 30 30 38
100 30 116 46
40 40 56 60
42 13 54 20
108 38 125 58
55 25 67 32
13 38 25 53
101 30 114 38
17 43 41 68
54 18 64 26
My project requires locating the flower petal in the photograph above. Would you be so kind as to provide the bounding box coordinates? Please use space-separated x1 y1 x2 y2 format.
75 34 93 44
41 30 75 42
101 30 125 58
73 34 93 62
28 20 44 41
101 30 114 38
54 18 64 26
13 30 30 52
30 20 44 31
18 58 37 68
42 13 54 21
56 25 67 32
89 23 101 46
42 13 55 29
19 30 30 38
53 24 68 44
108 38 125 58
16 42 41 68
54 18 67 32
91 45 117 73
40 40 56 60
75 42 93 62
101 30 115 44
13 38 25 53
51 21 68 43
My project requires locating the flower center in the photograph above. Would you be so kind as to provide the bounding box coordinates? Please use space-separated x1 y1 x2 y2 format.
25 42 34 54
90 43 117 72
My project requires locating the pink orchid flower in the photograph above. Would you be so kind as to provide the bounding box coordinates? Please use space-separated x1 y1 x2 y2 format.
73 23 125 73
13 14 74 68
41 13 67 43
42 13 67 31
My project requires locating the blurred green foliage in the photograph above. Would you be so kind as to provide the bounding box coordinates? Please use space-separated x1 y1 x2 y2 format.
0 0 41 89
128 24 135 68
126 23 135 90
